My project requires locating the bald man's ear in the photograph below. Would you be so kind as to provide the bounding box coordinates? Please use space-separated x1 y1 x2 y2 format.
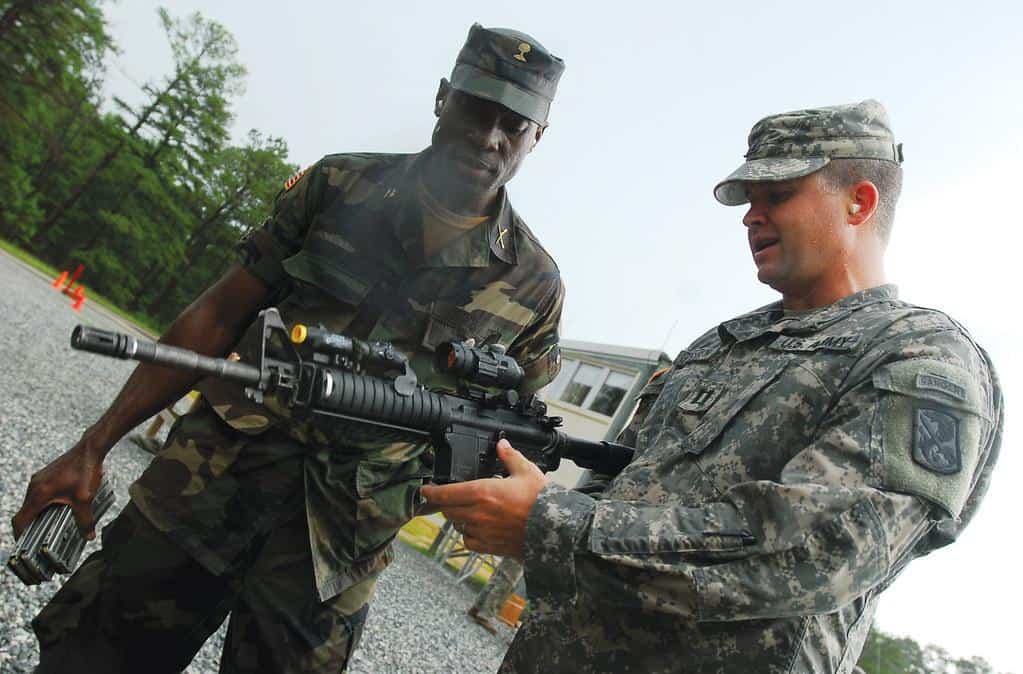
435 78 451 118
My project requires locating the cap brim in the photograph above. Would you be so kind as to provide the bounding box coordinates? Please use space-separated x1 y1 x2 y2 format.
713 157 830 206
450 63 550 126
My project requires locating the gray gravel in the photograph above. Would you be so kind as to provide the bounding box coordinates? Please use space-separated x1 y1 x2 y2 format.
0 250 516 673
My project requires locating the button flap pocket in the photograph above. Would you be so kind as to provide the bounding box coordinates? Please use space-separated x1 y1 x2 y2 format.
680 359 789 454
356 457 428 498
421 301 494 352
281 251 377 306
353 456 428 560
872 359 988 420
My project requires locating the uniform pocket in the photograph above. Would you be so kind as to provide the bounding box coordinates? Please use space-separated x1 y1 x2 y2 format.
871 358 988 517
353 457 429 557
677 359 790 455
281 250 376 307
420 300 501 352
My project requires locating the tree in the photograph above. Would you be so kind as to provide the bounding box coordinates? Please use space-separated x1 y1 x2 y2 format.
135 129 293 318
0 0 113 241
0 2 296 330
31 7 246 245
858 625 1010 674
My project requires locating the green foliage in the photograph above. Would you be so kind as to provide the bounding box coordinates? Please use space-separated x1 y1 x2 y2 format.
0 1 294 329
857 625 1009 674
0 0 113 242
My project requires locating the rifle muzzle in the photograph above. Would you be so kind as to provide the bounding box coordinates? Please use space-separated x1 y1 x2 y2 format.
71 325 136 358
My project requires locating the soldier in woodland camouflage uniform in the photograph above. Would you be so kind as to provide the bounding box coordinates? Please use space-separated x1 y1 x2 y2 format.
423 100 1003 673
469 556 525 632
14 24 566 674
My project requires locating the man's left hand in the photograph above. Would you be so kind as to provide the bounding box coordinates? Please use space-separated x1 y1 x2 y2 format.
420 439 547 560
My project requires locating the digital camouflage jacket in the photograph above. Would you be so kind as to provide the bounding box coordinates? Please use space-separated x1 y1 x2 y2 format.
504 285 1001 674
130 151 565 600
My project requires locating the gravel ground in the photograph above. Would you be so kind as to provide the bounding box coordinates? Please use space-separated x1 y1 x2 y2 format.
0 250 517 673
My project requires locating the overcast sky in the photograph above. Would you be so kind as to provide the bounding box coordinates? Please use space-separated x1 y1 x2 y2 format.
103 1 1022 670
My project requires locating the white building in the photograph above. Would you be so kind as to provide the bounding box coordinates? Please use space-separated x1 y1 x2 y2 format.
543 339 671 487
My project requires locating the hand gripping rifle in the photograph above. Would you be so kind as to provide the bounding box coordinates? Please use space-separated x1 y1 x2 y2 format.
70 308 635 483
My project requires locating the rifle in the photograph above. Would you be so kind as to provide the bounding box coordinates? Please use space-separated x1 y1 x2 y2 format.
70 308 635 483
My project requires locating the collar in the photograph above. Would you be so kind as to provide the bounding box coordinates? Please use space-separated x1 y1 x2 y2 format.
718 284 899 343
485 191 518 265
394 149 518 269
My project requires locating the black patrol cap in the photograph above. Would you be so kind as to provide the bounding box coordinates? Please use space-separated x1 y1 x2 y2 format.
450 23 565 127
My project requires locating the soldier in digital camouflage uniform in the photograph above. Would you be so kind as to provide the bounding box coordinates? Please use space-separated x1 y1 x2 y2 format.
423 100 1003 673
14 23 566 674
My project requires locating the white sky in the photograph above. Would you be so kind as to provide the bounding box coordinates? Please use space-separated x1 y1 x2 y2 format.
102 1 1022 670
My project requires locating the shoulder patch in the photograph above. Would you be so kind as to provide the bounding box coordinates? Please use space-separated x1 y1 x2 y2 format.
915 373 967 401
872 358 990 518
912 407 961 474
636 366 671 400
872 358 988 419
283 166 310 192
648 367 671 384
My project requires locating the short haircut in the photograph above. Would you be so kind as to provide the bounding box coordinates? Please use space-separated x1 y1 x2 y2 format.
817 158 903 245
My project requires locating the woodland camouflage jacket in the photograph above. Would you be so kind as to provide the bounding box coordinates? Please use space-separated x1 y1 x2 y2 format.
131 151 564 600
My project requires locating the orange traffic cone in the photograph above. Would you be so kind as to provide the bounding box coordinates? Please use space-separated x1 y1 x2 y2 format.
52 270 69 288
71 286 86 311
62 264 84 297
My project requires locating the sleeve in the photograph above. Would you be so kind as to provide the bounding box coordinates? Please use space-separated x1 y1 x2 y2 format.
235 161 325 291
614 366 671 449
509 276 566 395
521 332 1000 620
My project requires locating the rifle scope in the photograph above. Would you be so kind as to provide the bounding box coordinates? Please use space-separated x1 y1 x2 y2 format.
435 341 524 390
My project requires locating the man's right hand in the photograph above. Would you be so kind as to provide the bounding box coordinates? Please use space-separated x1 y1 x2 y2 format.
11 441 106 541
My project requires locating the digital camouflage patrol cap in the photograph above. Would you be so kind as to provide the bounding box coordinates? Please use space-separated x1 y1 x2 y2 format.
450 23 565 127
714 99 904 206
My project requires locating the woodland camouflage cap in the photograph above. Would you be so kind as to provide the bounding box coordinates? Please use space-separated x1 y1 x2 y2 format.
450 23 565 126
714 99 904 206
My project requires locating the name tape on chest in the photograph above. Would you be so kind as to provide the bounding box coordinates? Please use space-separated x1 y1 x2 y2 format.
770 333 861 353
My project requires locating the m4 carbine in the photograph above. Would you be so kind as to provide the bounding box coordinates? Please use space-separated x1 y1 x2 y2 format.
70 308 635 483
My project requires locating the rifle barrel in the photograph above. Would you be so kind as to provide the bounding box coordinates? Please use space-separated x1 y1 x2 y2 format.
71 326 262 388
558 436 634 475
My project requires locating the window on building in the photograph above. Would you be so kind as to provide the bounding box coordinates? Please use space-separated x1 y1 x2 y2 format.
588 370 633 416
552 360 637 418
561 362 603 407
